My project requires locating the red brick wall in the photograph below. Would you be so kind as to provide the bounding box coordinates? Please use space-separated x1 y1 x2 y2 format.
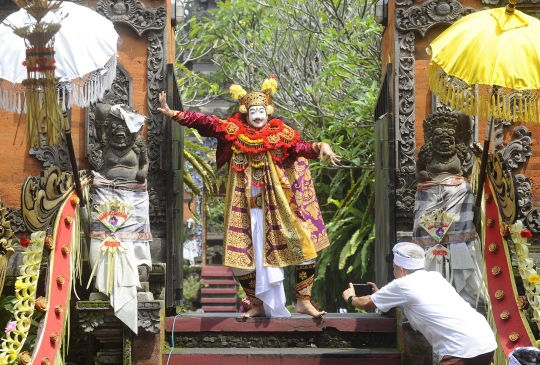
0 0 172 208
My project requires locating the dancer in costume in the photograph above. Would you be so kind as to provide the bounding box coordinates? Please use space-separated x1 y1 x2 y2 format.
157 77 339 318
414 111 484 307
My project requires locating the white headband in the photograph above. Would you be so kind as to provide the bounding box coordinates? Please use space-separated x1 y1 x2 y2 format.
393 242 425 270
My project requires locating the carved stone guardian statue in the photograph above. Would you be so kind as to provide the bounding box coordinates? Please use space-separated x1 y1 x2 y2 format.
88 103 152 334
413 111 484 307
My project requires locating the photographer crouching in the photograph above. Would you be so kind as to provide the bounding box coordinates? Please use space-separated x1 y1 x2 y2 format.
342 242 496 365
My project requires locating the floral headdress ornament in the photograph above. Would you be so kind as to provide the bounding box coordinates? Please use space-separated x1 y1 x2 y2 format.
229 76 277 115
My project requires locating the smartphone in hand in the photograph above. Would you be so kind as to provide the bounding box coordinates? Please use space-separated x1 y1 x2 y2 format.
353 284 373 297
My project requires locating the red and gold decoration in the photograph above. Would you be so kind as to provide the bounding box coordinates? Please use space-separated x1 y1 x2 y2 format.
295 263 316 301
6 0 66 147
236 271 263 307
230 76 277 115
221 114 300 187
483 179 535 356
29 190 81 364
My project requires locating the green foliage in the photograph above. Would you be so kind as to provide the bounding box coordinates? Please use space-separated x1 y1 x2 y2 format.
183 272 206 303
183 129 218 221
206 197 225 228
0 295 16 334
177 0 382 312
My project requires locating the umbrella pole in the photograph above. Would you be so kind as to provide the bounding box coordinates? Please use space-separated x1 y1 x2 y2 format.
62 110 91 245
474 116 494 207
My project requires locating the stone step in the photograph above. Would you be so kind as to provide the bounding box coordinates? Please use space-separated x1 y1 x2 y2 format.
162 348 401 365
201 279 237 286
166 313 396 333
201 288 237 295
165 313 396 349
202 266 234 274
201 297 237 304
201 305 237 312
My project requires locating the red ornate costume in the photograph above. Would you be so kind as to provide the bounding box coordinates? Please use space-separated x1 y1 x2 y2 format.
174 111 330 270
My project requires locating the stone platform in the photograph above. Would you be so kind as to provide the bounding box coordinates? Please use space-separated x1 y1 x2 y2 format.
163 313 400 365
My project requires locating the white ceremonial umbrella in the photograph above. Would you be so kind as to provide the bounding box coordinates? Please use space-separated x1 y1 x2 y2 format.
0 1 118 114
0 0 119 252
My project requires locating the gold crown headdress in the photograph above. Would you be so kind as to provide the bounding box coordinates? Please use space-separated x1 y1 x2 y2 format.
230 76 278 115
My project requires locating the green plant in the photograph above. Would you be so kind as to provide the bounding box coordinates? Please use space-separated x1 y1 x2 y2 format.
177 0 381 312
182 272 208 304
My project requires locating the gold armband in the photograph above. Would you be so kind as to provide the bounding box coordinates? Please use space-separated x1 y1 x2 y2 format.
169 110 183 120
312 142 323 153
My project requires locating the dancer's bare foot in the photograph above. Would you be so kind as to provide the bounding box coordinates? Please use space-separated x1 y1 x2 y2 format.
241 305 266 318
296 299 327 318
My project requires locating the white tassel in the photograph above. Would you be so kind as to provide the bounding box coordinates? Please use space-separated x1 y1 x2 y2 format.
17 93 21 115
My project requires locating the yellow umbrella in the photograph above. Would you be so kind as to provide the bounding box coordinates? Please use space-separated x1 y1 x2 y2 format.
427 0 540 207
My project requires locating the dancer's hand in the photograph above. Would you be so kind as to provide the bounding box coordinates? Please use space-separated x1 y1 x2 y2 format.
157 91 172 117
319 142 341 166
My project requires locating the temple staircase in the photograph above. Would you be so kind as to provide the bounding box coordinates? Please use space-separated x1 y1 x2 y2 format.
200 266 237 313
163 313 401 364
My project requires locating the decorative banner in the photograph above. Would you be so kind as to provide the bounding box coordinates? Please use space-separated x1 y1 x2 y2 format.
30 192 78 365
484 179 535 355
0 232 45 365
92 199 132 232
419 209 456 242
88 198 132 295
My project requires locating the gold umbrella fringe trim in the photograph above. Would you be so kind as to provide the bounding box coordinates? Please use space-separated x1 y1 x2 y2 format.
429 63 540 123
22 78 67 147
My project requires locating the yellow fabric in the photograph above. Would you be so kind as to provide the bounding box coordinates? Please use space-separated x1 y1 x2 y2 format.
222 154 324 269
428 6 540 122
429 7 540 91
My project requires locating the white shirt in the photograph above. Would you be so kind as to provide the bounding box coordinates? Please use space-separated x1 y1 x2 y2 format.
371 270 497 359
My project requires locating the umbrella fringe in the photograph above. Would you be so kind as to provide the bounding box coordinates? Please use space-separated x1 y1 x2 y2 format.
63 55 117 109
430 62 540 123
0 55 117 114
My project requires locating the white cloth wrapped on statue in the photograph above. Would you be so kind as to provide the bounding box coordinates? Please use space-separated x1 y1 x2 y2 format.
413 176 485 307
89 172 153 334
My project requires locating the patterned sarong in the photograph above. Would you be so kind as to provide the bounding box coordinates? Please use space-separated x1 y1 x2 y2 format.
222 155 329 269
413 178 476 247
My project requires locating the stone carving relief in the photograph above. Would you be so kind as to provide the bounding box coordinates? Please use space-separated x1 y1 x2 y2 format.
499 126 532 170
93 1 167 229
86 64 133 170
396 0 477 37
395 0 415 6
146 30 167 227
515 174 532 220
494 123 537 229
76 300 162 333
21 166 78 232
138 301 162 333
29 135 70 172
394 0 481 230
5 208 27 233
395 31 417 226
96 0 167 36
